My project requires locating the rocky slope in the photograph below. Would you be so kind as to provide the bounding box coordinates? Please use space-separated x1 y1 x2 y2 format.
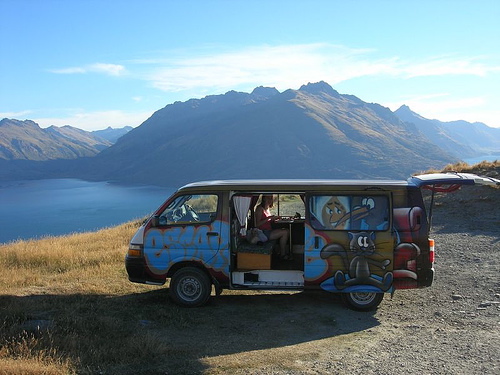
83 82 457 186
0 118 111 160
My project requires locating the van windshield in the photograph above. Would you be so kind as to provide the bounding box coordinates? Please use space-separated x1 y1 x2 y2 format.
159 194 218 225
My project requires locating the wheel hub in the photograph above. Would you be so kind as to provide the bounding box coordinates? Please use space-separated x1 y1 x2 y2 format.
351 292 376 305
179 277 201 300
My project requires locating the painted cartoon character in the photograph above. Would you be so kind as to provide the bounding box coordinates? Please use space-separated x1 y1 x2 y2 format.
312 195 380 230
321 196 349 229
320 232 393 291
356 197 389 230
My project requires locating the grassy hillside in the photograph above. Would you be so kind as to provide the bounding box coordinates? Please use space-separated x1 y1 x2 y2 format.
0 221 146 374
0 161 498 374
423 159 499 177
0 119 111 161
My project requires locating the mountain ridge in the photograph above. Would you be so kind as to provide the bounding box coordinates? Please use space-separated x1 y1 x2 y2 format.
93 126 133 143
394 105 500 158
0 119 133 161
79 81 457 186
1 81 498 186
0 119 112 160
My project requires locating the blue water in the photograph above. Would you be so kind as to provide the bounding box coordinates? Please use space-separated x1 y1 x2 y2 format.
463 154 500 164
0 179 173 244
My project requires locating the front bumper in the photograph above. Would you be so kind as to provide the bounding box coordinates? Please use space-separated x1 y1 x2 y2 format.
125 256 165 285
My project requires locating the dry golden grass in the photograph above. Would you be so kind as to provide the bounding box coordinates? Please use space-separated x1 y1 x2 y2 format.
0 334 74 375
421 159 499 174
0 221 142 295
0 220 159 374
420 160 500 191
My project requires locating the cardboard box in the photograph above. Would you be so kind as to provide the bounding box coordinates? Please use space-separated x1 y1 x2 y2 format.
237 252 271 270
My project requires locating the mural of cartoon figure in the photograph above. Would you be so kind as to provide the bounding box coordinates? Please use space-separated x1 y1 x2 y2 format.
321 196 349 229
320 232 393 291
311 196 377 230
392 207 424 288
355 197 389 231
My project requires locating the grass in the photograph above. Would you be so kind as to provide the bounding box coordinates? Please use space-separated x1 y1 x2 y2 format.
0 220 141 295
421 159 499 175
0 220 151 374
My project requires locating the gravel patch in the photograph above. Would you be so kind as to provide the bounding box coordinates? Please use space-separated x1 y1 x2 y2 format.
218 184 500 375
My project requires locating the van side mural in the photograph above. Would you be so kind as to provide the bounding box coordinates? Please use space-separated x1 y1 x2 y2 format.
319 196 350 229
309 195 389 231
392 207 424 288
143 220 230 277
307 195 393 292
320 232 393 292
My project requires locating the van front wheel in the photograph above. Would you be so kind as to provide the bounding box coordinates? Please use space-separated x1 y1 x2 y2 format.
169 267 211 307
341 292 384 311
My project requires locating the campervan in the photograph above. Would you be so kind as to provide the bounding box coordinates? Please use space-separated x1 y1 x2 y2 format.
126 173 499 310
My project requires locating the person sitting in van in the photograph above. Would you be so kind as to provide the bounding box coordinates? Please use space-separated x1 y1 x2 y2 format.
254 195 291 259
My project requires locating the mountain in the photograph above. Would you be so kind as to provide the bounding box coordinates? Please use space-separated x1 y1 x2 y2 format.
0 119 111 161
77 82 457 186
394 105 500 158
92 126 133 143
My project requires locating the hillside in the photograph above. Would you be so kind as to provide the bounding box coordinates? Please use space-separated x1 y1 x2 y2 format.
394 105 500 158
6 81 499 186
92 126 133 143
0 119 111 160
79 82 457 186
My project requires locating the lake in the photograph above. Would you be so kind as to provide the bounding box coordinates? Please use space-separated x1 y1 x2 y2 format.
463 154 500 165
0 179 173 244
2 154 498 244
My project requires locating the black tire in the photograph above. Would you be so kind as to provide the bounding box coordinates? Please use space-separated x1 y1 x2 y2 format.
169 267 211 307
341 292 384 311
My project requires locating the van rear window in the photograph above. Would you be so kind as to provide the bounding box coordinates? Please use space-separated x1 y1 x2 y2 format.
309 195 389 231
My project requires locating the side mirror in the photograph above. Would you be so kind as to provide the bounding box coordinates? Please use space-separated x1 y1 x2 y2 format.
151 215 160 227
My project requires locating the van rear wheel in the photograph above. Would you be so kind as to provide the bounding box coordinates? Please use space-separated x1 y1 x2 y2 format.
169 267 211 307
341 292 384 311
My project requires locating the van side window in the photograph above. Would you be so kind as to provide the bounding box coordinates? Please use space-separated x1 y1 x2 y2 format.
159 194 218 225
309 195 389 231
277 194 305 218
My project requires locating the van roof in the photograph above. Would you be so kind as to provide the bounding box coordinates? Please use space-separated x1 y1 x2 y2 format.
178 173 500 192
178 179 411 192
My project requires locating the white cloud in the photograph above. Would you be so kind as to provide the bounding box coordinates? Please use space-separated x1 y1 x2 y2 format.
33 110 151 131
385 94 500 127
0 110 33 119
50 63 127 76
138 44 499 94
88 63 126 76
143 44 375 92
49 67 87 74
401 56 499 78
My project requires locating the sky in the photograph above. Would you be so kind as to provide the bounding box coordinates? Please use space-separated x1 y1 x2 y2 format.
1 0 500 131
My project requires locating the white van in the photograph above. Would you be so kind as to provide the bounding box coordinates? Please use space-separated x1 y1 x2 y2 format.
126 173 499 310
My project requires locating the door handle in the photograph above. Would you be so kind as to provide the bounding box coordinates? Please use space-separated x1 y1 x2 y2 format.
207 232 219 237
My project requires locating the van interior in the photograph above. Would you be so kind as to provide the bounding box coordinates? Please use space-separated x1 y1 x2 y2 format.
230 193 306 289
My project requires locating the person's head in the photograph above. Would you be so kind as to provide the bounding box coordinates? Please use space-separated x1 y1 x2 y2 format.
261 195 274 208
